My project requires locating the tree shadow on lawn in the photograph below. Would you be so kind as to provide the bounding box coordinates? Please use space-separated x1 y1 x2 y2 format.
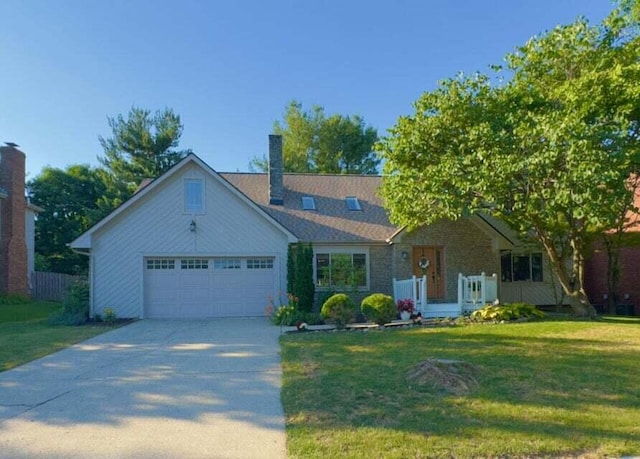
281 324 640 455
598 315 640 325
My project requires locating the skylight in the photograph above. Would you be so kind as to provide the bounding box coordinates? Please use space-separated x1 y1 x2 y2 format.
345 196 361 211
302 196 316 211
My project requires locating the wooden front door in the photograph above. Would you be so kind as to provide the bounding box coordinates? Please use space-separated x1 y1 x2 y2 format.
412 246 445 299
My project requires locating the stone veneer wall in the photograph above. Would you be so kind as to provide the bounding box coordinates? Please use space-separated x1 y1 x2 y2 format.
390 218 499 302
369 244 393 296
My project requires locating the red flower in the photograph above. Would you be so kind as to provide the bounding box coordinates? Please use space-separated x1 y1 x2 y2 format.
396 298 414 313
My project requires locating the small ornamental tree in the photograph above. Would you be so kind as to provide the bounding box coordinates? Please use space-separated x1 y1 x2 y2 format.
377 5 640 317
287 242 315 312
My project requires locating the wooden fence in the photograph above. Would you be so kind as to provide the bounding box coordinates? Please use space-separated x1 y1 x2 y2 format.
31 271 84 302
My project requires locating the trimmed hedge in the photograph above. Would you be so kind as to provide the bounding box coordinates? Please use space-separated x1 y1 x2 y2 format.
321 293 356 329
361 293 396 325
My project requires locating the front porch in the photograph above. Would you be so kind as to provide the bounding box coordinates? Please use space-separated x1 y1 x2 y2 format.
392 273 498 318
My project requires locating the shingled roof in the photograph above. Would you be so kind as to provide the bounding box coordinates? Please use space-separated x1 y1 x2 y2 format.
220 172 397 243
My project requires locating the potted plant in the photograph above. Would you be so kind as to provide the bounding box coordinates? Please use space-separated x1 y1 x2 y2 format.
396 298 414 321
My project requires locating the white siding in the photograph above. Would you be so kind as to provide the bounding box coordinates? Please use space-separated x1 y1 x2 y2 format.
90 164 289 318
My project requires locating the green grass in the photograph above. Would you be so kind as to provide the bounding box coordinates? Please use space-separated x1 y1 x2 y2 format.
0 301 62 323
280 318 640 458
0 301 115 372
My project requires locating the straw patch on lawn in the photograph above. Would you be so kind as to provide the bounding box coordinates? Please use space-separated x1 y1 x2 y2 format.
407 358 479 395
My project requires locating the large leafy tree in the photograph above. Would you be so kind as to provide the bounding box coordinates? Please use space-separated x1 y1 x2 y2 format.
28 165 116 274
251 101 380 174
99 107 192 191
378 5 640 317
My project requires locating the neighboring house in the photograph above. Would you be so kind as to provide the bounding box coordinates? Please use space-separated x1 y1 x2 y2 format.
71 135 563 319
585 187 640 316
0 144 42 297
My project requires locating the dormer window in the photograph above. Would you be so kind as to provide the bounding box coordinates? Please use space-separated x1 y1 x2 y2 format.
184 179 204 214
345 196 361 211
302 196 316 211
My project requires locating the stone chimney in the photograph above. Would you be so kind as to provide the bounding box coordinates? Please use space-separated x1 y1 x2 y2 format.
0 144 29 296
268 135 284 205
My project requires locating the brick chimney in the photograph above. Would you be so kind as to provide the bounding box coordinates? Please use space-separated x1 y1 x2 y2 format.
0 144 28 296
268 135 284 205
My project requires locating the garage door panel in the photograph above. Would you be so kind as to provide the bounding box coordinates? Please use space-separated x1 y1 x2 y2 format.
244 291 269 315
145 257 275 318
211 274 243 287
181 275 209 289
180 303 209 318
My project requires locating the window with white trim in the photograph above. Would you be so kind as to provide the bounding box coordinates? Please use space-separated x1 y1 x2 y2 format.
247 258 274 269
501 251 543 282
214 258 241 270
181 259 209 270
315 252 367 289
184 179 204 214
147 259 175 270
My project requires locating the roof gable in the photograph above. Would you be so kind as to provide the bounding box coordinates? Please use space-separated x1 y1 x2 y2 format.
70 154 297 249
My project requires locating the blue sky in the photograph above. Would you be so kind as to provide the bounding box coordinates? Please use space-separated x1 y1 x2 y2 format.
1 0 613 179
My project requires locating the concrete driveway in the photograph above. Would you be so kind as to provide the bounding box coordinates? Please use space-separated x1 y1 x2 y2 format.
0 319 286 459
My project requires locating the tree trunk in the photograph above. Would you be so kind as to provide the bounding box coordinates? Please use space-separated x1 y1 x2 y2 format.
535 229 596 318
566 289 597 318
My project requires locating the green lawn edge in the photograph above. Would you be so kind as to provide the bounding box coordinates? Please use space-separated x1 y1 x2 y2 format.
0 301 120 372
280 318 640 458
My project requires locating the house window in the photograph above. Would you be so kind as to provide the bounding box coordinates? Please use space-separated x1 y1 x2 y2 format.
501 251 543 282
247 258 274 269
315 252 367 289
184 179 204 214
214 258 241 270
147 259 175 270
181 259 209 270
345 196 361 211
301 196 316 211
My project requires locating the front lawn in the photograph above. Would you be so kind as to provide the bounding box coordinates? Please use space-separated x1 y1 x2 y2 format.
280 318 640 458
0 301 115 372
0 301 62 323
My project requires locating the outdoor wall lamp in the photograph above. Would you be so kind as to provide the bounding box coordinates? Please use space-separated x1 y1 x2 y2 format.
189 219 197 232
401 251 408 260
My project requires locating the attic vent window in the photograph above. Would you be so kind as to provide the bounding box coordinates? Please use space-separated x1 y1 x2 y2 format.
302 196 316 211
346 196 361 211
184 179 204 214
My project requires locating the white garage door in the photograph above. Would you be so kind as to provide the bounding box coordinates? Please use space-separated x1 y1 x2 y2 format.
144 257 276 318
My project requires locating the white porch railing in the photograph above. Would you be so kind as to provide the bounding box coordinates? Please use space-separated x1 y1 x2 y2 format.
458 272 498 313
392 275 427 311
392 272 499 318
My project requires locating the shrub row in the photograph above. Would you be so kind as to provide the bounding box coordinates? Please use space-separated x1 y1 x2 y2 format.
320 295 546 327
271 293 547 328
470 302 546 321
321 292 400 328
